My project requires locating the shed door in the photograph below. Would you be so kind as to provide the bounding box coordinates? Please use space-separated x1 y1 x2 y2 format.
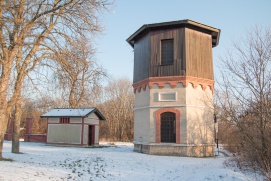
88 125 95 145
161 112 176 143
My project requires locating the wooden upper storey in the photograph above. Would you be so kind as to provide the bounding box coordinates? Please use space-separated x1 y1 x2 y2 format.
127 20 221 83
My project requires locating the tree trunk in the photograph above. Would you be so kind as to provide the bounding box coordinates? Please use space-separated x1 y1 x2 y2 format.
12 96 22 153
0 68 11 159
0 120 8 160
0 102 8 160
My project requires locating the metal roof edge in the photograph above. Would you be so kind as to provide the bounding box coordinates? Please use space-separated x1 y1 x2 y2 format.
85 108 106 120
40 107 106 120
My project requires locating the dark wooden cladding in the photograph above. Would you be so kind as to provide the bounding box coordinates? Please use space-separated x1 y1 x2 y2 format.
152 59 182 77
132 26 214 83
133 33 150 83
149 28 185 78
185 28 213 80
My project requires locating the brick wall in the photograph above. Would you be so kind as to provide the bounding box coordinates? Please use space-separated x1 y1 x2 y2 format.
24 134 46 143
4 118 46 143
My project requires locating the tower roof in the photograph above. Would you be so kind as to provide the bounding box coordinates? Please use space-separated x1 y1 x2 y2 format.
127 19 220 48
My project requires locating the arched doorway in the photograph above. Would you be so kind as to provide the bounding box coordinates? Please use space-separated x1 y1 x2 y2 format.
161 112 176 143
155 108 180 144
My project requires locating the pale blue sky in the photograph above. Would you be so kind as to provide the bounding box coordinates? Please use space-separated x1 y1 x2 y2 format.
95 0 271 82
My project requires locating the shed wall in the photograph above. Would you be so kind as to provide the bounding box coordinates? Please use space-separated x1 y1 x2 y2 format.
95 125 99 144
83 125 88 145
47 124 81 144
85 114 99 124
48 118 59 123
70 118 82 123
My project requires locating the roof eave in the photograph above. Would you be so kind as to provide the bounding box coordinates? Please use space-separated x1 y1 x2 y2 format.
92 108 106 120
127 19 221 48
40 116 85 118
126 24 148 47
83 108 106 120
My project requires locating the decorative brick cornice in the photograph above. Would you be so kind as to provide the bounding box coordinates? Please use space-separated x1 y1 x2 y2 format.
155 108 180 144
133 76 214 93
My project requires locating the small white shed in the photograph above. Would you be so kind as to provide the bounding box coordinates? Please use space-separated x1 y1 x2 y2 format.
41 108 105 146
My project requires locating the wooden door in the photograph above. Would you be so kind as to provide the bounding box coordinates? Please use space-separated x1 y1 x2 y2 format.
88 125 94 145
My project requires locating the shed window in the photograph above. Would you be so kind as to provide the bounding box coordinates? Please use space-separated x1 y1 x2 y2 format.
161 39 174 65
60 118 70 123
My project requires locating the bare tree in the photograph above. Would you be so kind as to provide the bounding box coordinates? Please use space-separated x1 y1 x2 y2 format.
0 0 112 158
99 78 134 141
51 36 106 108
218 25 271 179
20 96 59 134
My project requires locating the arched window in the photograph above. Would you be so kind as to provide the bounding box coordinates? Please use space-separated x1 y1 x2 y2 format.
155 108 180 144
160 112 176 143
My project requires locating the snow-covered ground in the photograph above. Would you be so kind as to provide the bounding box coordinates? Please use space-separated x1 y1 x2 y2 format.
0 141 262 181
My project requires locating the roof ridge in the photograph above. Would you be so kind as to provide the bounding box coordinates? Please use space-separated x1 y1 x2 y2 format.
53 107 95 109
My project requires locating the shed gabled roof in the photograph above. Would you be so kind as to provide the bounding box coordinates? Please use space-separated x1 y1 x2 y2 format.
41 108 106 120
127 19 221 48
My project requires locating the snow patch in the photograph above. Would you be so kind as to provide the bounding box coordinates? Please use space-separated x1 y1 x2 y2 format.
0 141 263 181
